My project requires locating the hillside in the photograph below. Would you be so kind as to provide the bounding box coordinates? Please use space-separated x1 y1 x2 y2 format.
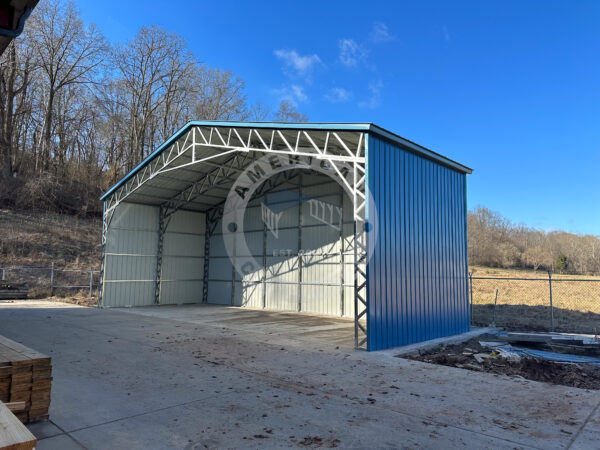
0 210 101 270
0 210 101 305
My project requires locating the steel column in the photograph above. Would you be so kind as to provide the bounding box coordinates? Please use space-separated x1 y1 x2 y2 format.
297 173 303 312
154 208 168 305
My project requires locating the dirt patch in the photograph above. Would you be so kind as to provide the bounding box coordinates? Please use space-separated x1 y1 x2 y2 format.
405 338 600 390
37 294 96 307
295 435 341 448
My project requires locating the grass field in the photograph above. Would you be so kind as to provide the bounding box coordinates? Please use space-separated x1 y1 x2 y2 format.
469 266 600 334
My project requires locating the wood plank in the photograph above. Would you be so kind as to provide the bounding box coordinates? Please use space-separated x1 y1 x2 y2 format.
0 402 36 450
4 402 25 412
8 392 30 403
0 347 29 366
0 336 48 361
31 379 51 390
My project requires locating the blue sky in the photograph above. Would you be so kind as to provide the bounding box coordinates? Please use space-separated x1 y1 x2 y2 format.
75 0 600 235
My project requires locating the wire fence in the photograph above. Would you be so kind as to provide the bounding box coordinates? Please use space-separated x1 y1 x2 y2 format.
0 264 100 298
470 272 600 334
2 264 599 335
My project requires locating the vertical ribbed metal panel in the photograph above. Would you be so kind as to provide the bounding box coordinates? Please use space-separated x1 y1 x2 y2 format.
205 172 355 316
159 210 206 304
366 135 469 351
102 203 159 307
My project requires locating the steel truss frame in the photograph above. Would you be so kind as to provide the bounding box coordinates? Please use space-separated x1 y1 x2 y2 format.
99 125 369 349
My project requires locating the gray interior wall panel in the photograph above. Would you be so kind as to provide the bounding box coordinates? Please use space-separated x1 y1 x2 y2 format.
301 285 340 315
160 281 204 304
161 256 204 280
102 203 159 307
208 231 228 257
265 282 297 311
207 280 232 304
240 281 263 308
208 258 234 280
104 254 156 281
159 209 205 304
103 281 156 308
201 170 359 318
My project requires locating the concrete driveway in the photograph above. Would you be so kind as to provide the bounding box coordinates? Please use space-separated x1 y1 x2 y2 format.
0 300 599 449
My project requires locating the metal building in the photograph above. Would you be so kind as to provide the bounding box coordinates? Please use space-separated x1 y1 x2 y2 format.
99 122 472 351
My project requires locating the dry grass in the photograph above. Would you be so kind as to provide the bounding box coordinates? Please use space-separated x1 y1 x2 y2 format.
470 266 600 333
0 210 101 302
0 209 101 269
471 265 600 281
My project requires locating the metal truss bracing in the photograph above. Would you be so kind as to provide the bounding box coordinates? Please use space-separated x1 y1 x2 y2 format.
202 206 223 304
100 124 368 349
97 203 109 307
154 208 167 304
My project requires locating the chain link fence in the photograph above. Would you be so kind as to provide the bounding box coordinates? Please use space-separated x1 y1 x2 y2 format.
470 272 600 334
3 264 599 334
0 264 100 299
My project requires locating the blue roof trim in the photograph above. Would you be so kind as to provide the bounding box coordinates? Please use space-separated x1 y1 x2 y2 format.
101 120 472 201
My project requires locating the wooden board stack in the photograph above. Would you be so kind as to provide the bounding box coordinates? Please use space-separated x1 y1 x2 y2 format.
0 283 29 300
0 335 51 423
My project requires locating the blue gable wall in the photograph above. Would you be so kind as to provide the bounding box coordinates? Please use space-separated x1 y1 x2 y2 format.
366 134 469 351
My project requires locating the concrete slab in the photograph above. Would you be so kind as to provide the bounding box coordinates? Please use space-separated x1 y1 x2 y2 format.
569 402 600 449
1 300 599 449
26 420 63 439
36 433 85 450
386 326 497 357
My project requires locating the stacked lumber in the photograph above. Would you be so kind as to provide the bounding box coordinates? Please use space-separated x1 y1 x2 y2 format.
0 335 51 423
0 401 37 450
0 283 29 300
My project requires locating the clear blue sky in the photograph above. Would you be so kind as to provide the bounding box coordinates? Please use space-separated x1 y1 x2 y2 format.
75 0 600 236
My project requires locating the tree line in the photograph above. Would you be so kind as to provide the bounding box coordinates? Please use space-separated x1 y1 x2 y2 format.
0 0 306 215
469 207 600 275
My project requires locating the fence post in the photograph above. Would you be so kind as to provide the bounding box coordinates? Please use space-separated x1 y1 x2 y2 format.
548 271 554 332
492 289 498 327
50 262 55 296
469 272 473 325
89 269 93 297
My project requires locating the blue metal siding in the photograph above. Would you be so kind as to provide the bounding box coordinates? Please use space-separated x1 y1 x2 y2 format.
367 135 469 351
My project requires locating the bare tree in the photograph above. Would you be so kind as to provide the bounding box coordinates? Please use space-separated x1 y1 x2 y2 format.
0 39 35 177
522 245 553 271
113 26 203 166
26 0 106 172
247 101 270 121
469 207 600 275
273 100 308 122
194 68 249 121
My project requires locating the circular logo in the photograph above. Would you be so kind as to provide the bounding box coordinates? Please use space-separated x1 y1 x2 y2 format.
222 153 378 277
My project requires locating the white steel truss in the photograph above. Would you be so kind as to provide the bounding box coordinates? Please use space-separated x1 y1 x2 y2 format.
99 124 369 349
